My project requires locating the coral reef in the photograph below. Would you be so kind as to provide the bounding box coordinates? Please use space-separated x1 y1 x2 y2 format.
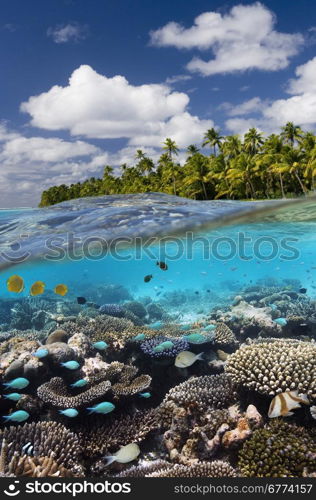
238 420 316 477
140 335 189 359
225 338 316 397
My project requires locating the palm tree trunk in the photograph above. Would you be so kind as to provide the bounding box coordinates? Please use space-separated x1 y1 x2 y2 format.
294 171 307 194
201 181 207 200
279 173 285 198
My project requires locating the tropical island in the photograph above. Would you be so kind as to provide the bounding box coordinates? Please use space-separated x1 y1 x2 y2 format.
39 122 316 207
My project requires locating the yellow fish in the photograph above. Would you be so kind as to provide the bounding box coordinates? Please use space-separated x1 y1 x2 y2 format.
54 284 68 296
175 351 204 368
30 281 46 296
7 275 24 293
268 390 309 418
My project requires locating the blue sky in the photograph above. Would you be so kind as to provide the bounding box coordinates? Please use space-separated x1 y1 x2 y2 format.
0 0 315 207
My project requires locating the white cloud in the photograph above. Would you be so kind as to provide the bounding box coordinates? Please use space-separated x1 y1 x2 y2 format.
47 22 88 44
221 97 267 116
150 2 304 76
225 57 316 134
20 65 213 147
165 74 192 84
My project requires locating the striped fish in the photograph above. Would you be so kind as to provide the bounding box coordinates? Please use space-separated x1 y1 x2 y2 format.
268 390 309 418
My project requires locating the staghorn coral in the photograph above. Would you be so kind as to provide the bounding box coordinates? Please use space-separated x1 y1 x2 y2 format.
37 377 111 409
77 410 159 459
161 374 237 414
225 338 316 397
0 422 83 475
99 304 126 317
140 335 189 359
214 323 237 346
238 420 316 477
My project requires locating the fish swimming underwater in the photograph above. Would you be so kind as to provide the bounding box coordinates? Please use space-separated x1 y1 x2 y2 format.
59 409 79 418
70 379 88 388
149 321 163 330
87 402 115 414
60 361 80 370
7 275 24 293
3 377 30 390
104 443 140 466
3 410 30 423
139 392 151 399
153 341 174 353
3 393 22 402
30 281 45 296
77 297 87 304
273 317 287 326
175 351 204 368
32 348 49 358
132 333 146 341
92 341 108 350
268 390 310 418
54 284 68 296
299 287 307 294
203 324 216 331
183 333 213 344
156 261 168 271
144 274 153 283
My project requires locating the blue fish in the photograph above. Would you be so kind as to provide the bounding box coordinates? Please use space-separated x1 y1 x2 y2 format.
139 392 151 399
3 377 30 390
133 334 146 341
87 402 115 414
203 324 216 331
3 410 29 423
92 341 108 350
183 333 211 344
32 348 49 358
153 341 174 353
269 303 277 311
274 318 287 326
60 361 80 370
59 408 79 418
3 393 22 402
70 379 88 388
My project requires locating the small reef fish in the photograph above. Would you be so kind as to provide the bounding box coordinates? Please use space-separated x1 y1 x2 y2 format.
268 303 277 311
32 348 49 358
3 377 30 390
149 321 163 330
60 361 80 370
299 288 307 294
268 390 309 418
3 410 30 423
203 324 216 331
54 284 68 296
92 341 108 350
3 393 22 402
273 318 287 326
175 351 204 368
70 379 88 388
30 281 45 296
87 402 115 414
7 275 24 293
144 274 153 283
206 289 211 293
104 443 140 466
156 261 168 271
310 406 316 420
183 333 212 344
77 297 87 304
153 341 174 353
139 392 151 399
59 409 79 418
195 291 199 295
132 333 146 341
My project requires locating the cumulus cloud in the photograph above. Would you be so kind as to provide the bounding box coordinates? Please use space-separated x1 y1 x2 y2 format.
225 57 316 134
47 22 88 44
20 65 213 147
220 97 267 116
150 2 304 76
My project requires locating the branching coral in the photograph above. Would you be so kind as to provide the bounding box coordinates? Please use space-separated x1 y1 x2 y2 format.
0 422 83 475
140 335 189 359
238 420 316 477
225 338 316 397
117 460 237 477
214 323 237 346
37 377 111 409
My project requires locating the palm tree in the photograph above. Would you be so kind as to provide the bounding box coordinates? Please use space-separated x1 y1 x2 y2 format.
221 135 242 159
163 138 179 160
184 152 209 199
280 122 303 146
202 128 223 155
186 144 200 158
243 128 264 156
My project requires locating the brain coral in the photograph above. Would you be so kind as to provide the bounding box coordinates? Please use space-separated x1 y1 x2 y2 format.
225 339 316 397
238 420 316 477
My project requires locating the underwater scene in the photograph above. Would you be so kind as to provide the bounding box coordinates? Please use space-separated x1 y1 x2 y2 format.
0 193 315 478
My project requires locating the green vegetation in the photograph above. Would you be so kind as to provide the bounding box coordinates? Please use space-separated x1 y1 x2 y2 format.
39 122 316 206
